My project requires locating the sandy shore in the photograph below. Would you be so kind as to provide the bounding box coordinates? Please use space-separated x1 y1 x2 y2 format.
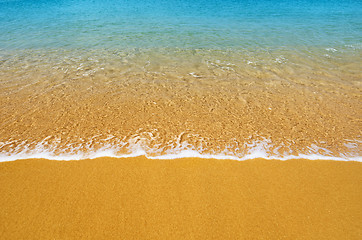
0 157 361 239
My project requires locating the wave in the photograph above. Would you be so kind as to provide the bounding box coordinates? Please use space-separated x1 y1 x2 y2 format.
0 138 360 162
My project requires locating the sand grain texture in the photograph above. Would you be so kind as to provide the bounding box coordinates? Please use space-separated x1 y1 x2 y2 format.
0 157 361 239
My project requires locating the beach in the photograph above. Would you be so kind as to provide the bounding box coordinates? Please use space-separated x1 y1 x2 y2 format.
0 0 361 238
1 157 361 239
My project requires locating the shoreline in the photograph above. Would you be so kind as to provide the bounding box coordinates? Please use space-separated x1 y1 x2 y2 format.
1 157 361 239
0 154 361 162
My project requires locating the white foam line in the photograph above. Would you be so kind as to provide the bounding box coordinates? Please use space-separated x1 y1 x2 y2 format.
149 150 361 162
0 149 360 162
0 138 360 162
0 148 146 162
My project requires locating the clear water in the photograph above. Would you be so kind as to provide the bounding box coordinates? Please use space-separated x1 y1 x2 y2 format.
0 0 361 161
1 0 361 50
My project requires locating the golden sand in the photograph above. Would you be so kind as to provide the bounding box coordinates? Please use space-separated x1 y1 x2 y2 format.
0 157 361 239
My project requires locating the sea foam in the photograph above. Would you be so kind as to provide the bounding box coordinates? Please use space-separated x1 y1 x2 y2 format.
0 139 360 162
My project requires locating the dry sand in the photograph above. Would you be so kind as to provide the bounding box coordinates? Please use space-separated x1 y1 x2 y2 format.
0 157 361 239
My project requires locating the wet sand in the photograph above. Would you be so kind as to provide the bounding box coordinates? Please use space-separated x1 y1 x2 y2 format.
0 157 361 239
1 49 361 158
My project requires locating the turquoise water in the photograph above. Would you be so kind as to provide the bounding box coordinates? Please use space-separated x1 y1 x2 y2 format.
1 0 361 50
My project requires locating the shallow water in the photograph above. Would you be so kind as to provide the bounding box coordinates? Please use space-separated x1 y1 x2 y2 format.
0 0 361 160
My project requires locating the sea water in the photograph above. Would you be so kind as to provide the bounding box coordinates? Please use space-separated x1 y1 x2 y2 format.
0 0 361 161
1 0 361 49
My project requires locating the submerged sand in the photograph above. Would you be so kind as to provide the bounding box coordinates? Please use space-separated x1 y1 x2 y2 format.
0 157 361 239
1 49 361 158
